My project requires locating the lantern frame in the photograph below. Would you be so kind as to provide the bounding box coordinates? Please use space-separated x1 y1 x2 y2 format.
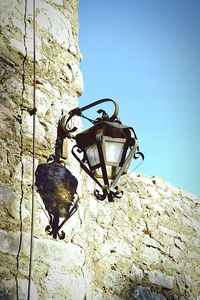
59 99 144 201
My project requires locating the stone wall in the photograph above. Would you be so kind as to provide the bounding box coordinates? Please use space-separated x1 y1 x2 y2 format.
0 1 200 300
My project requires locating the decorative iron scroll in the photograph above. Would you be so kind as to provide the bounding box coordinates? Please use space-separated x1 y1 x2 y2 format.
94 186 123 202
45 202 78 239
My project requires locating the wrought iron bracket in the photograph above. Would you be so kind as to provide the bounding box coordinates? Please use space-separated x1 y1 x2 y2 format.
59 98 119 137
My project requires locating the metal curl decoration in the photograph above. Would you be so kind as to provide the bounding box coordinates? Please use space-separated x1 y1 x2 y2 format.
134 151 145 161
94 186 123 202
94 189 107 201
44 201 78 239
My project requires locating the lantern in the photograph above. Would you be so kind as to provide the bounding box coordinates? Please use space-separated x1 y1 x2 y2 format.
60 99 144 201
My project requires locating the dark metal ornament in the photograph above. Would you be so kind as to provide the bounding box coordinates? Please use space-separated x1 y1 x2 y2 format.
59 98 144 202
35 156 78 239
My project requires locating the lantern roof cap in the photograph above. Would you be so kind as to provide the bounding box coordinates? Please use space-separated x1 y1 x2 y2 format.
75 120 137 148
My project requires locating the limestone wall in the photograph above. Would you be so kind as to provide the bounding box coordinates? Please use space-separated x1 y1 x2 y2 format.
0 1 200 300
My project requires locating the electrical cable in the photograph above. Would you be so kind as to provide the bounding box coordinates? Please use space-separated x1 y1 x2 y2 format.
27 0 36 298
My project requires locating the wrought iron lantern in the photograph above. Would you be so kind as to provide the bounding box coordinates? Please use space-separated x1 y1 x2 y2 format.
35 155 78 239
59 99 144 202
35 122 79 239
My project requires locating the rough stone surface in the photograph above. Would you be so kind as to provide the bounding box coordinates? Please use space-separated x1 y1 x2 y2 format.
133 286 167 300
0 279 38 300
1 1 200 300
148 270 174 289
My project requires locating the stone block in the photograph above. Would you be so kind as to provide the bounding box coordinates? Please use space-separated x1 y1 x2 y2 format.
34 239 85 268
22 113 46 142
176 274 192 292
88 196 98 217
132 193 143 211
51 0 64 5
73 68 84 95
0 147 10 177
34 89 52 116
96 205 113 228
142 247 159 266
143 236 162 249
100 239 132 257
37 2 72 49
145 186 160 200
159 226 178 237
195 267 200 275
148 270 174 289
0 230 30 256
130 264 143 284
14 155 39 184
0 278 38 300
133 286 166 300
0 183 30 220
44 272 86 300
174 238 185 250
170 246 181 262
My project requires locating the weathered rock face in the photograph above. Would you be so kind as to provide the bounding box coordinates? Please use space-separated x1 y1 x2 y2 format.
0 1 200 300
73 174 200 300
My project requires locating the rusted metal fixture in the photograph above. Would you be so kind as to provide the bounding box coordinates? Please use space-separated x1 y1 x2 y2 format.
59 98 144 202
35 138 78 239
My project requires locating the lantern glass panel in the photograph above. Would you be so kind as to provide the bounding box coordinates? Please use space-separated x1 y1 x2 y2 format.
85 144 100 167
95 166 120 179
104 138 126 166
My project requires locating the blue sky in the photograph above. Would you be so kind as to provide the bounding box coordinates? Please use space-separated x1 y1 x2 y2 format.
78 0 200 197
